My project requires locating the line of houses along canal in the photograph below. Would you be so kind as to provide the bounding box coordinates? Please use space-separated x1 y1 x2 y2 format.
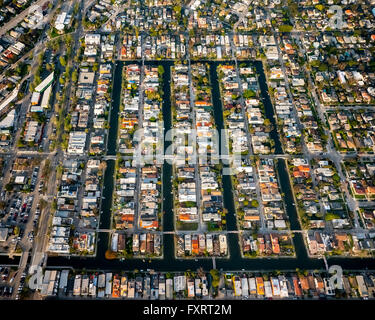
22 60 375 271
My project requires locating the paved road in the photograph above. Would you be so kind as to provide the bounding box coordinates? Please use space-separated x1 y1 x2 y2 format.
33 0 88 257
133 34 146 232
295 33 363 230
229 32 265 230
324 105 375 111
8 0 88 298
271 29 328 222
7 0 63 299
0 5 54 215
186 35 203 231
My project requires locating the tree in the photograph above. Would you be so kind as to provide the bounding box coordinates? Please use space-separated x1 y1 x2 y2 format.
59 56 67 67
71 70 78 83
158 65 165 76
14 226 20 236
105 250 117 260
73 2 79 15
287 1 298 17
51 200 57 212
243 89 256 99
332 173 340 184
318 63 328 72
264 118 271 127
173 5 182 18
65 34 73 46
279 25 293 32
210 269 220 289
39 199 48 210
197 267 205 278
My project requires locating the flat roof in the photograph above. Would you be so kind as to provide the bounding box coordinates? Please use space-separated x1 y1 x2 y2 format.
79 72 95 85
35 72 54 93
0 228 8 242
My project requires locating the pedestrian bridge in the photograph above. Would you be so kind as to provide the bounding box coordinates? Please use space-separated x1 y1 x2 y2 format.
104 155 117 160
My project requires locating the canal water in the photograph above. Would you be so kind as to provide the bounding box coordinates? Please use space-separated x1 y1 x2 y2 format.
208 61 237 233
254 61 283 154
208 61 241 268
43 60 375 272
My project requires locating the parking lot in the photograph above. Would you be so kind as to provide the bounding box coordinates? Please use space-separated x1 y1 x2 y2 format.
0 165 40 256
0 265 28 300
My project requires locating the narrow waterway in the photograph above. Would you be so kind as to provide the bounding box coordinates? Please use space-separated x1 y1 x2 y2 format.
97 160 114 259
276 159 308 261
254 61 283 154
208 61 237 233
96 61 125 259
107 61 123 156
255 59 309 264
208 61 242 266
42 60 375 272
154 61 174 233
0 255 20 265
153 60 174 264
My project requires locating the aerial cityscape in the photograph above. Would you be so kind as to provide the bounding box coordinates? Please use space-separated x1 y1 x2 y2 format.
1 0 375 304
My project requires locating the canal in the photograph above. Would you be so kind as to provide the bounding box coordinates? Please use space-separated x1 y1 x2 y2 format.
43 60 375 272
208 61 241 265
254 60 283 154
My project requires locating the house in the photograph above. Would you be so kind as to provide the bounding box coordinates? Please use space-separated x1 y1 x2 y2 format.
0 228 8 242
67 132 87 154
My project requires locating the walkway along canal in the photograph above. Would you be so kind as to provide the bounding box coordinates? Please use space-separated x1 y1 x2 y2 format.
44 60 375 271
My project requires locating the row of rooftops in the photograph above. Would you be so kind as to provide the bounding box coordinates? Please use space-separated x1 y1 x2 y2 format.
38 268 375 299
